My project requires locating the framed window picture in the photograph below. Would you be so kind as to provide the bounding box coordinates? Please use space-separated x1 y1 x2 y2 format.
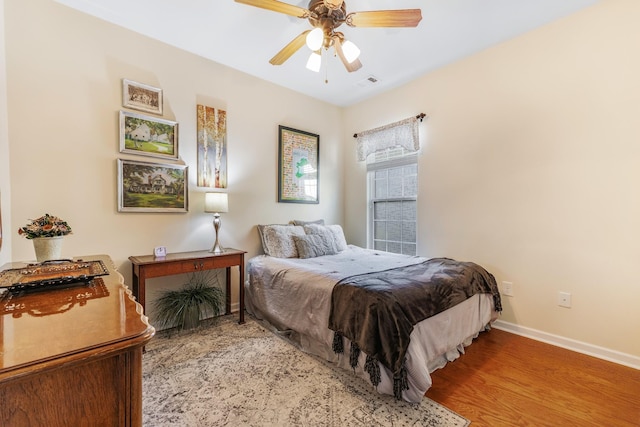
122 79 163 115
119 110 179 160
278 125 319 204
117 159 188 213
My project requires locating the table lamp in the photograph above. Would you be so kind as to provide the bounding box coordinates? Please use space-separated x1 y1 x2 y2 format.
204 192 228 253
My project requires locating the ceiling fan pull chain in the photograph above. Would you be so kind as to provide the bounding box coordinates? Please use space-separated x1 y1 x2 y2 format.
325 50 329 84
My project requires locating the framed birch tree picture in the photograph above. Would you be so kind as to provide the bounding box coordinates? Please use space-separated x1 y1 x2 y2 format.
196 105 227 188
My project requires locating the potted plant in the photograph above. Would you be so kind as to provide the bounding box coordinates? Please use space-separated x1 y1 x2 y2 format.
17 213 72 262
153 270 224 332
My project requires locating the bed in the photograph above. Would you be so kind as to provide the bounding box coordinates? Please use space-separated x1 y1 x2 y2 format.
245 223 501 403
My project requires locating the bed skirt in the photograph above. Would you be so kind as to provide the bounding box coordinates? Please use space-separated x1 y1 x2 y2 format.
246 290 498 403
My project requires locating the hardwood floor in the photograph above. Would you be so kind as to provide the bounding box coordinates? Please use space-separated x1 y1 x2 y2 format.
425 328 640 427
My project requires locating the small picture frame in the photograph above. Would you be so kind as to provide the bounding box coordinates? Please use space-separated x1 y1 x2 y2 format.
117 158 188 213
122 79 163 115
278 125 319 204
119 110 179 160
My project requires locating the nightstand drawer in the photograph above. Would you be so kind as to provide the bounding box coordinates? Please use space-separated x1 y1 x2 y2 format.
208 253 244 269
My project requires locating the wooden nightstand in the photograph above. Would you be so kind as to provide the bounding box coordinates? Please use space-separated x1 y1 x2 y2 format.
129 249 246 324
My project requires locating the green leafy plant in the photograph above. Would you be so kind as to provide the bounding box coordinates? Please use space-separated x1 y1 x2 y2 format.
17 213 72 239
153 271 224 332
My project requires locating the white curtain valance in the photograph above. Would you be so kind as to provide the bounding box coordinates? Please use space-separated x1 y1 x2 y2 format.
355 115 422 162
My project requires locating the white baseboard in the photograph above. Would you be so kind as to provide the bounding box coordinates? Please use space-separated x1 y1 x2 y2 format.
228 307 640 369
231 302 239 314
492 320 640 370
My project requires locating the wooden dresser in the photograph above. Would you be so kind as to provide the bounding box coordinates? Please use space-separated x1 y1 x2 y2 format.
0 255 155 426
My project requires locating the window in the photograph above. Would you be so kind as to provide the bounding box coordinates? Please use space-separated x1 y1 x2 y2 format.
356 114 423 255
367 147 418 255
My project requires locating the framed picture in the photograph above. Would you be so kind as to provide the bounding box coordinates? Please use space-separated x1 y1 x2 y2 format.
278 125 319 204
196 105 227 188
117 158 188 213
122 79 163 115
119 110 179 160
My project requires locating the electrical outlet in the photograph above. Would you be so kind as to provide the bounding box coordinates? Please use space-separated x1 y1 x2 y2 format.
558 291 571 308
502 281 514 297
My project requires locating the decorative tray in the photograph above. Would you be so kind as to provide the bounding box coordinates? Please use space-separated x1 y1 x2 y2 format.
0 259 109 291
2 278 110 317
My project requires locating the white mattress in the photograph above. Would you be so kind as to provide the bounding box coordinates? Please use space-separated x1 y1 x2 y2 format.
245 245 498 403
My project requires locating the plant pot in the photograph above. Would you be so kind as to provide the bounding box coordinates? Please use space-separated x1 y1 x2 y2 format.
32 236 64 262
182 304 201 330
154 271 225 332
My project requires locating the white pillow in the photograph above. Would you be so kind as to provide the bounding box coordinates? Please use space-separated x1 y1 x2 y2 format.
303 224 348 252
258 224 305 258
292 234 339 259
256 224 284 255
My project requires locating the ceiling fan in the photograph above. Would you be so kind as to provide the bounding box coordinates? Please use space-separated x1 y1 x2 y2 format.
235 0 422 74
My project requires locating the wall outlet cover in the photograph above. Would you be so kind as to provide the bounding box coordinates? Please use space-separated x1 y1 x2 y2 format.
558 291 572 308
502 281 514 297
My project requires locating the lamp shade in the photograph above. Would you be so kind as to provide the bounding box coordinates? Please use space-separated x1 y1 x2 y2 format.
305 28 324 51
204 192 228 213
306 51 322 72
342 40 360 63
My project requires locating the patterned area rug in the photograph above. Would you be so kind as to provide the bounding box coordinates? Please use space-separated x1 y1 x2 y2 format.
143 316 470 426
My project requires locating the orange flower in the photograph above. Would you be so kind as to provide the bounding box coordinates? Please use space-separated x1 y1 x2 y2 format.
17 213 72 239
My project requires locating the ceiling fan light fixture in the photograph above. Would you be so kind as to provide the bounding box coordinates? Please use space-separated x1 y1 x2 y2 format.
323 0 343 10
306 51 322 72
305 28 324 51
236 0 423 74
342 40 360 63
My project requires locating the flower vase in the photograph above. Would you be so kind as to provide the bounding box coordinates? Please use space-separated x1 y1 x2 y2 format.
32 236 64 262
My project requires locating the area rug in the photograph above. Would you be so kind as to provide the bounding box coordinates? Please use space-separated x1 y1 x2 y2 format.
142 316 470 426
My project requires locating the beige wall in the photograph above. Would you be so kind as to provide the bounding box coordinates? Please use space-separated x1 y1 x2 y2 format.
344 0 640 358
2 0 639 361
2 0 343 319
0 0 11 267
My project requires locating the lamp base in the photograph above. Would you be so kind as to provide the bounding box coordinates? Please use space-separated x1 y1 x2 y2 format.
210 244 225 254
210 213 224 253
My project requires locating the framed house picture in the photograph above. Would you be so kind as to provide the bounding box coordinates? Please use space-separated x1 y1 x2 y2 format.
278 125 319 204
117 158 188 213
119 110 179 160
122 79 163 115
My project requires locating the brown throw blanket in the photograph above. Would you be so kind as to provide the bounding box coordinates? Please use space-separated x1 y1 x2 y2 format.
328 257 501 400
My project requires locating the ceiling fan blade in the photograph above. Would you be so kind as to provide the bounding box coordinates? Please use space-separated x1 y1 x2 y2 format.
269 30 311 65
343 57 362 73
235 0 310 18
333 37 362 73
346 9 422 27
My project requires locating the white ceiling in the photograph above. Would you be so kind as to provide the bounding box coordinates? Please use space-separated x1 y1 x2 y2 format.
54 0 598 107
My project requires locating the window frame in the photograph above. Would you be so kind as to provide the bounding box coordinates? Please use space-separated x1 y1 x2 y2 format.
366 151 418 254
